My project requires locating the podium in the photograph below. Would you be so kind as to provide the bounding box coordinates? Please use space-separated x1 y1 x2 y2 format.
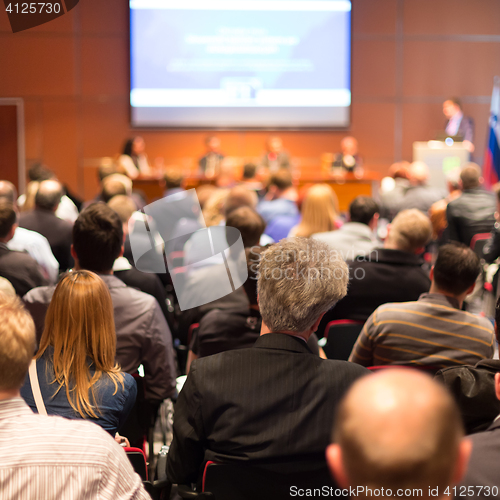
413 141 470 190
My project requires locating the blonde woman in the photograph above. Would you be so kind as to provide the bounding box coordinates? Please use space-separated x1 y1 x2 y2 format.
21 271 136 436
289 184 341 238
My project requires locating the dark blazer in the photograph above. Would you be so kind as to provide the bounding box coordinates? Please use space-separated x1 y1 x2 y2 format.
318 248 431 334
0 243 48 296
166 333 368 485
19 209 73 272
445 115 474 143
458 418 500 499
446 188 496 247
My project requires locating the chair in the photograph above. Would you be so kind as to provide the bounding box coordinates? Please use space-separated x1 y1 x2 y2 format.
126 445 171 500
470 233 491 259
321 320 363 360
177 459 338 500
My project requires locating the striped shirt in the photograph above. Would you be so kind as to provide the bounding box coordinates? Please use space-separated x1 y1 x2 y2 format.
349 293 495 369
0 397 150 500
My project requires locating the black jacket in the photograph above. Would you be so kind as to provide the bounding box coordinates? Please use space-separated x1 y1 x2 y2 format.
18 209 74 272
0 243 48 296
318 248 431 335
446 188 496 247
166 333 368 485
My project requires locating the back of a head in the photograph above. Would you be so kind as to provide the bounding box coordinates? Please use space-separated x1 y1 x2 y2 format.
164 167 184 190
460 163 481 190
296 184 339 237
0 200 16 239
37 271 119 418
388 209 432 252
101 174 132 202
332 369 465 495
243 163 257 180
269 169 293 191
35 179 63 211
224 185 258 217
226 206 266 248
409 162 429 185
388 161 410 180
28 163 54 182
433 242 480 296
107 195 137 224
97 160 117 182
202 188 229 227
0 292 35 392
349 196 379 225
257 238 348 333
73 203 123 273
0 180 17 203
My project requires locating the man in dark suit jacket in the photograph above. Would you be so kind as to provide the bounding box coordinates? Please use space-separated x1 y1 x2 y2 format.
443 98 475 153
18 180 73 272
458 371 500 498
318 209 432 333
0 201 48 296
166 238 369 486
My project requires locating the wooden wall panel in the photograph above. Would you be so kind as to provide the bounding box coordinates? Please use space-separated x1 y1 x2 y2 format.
1 0 498 200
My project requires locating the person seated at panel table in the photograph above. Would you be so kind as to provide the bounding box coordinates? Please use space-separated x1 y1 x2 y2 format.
117 136 151 179
332 136 363 173
199 136 225 178
260 136 291 172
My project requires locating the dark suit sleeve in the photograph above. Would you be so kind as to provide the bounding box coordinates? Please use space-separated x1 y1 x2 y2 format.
446 202 461 243
483 227 500 263
166 362 206 485
462 116 474 143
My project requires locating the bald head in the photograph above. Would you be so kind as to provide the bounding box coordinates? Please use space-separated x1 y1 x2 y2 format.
409 162 429 185
328 369 469 498
0 181 17 203
35 180 63 212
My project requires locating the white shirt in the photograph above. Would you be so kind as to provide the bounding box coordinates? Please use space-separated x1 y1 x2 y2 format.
0 398 149 500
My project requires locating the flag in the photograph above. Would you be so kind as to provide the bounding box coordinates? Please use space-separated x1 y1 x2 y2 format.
483 76 500 188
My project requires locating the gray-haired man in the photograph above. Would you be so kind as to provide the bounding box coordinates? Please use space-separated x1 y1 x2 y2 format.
166 237 369 487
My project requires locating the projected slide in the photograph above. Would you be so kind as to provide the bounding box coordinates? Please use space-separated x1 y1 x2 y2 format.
130 0 351 128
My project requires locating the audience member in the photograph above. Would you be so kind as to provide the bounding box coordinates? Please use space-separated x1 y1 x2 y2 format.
480 183 500 264
0 201 48 296
187 246 325 370
379 161 411 221
23 203 177 406
349 243 494 368
240 163 264 195
199 136 225 177
313 195 379 259
289 184 341 238
18 179 74 272
21 271 136 436
327 369 470 499
429 168 462 243
257 169 298 224
107 194 170 321
0 292 149 500
446 163 496 247
163 166 185 197
435 294 500 435
318 209 432 331
443 97 474 152
0 276 15 297
118 136 151 179
396 161 444 214
260 136 290 171
22 163 80 221
166 238 368 485
0 180 58 282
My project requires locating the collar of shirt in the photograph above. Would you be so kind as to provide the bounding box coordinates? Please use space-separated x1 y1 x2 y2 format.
418 292 460 310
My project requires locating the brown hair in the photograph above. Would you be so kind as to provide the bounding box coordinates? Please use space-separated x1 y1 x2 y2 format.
294 184 339 238
36 271 124 418
0 293 35 391
388 209 432 252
